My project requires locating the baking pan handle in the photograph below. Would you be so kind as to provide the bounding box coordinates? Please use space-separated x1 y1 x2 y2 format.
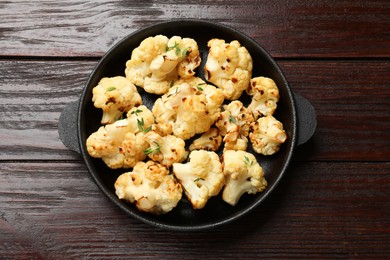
58 100 81 154
294 93 317 146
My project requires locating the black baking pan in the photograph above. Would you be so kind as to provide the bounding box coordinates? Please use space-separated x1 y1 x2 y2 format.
58 19 316 231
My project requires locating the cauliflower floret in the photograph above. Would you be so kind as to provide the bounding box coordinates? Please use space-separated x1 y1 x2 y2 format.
86 105 154 169
189 128 222 151
120 132 149 168
247 77 280 119
92 76 142 124
222 150 267 206
249 115 287 155
115 160 183 214
143 131 187 168
204 39 253 100
173 150 224 209
216 100 254 151
125 35 201 95
152 82 224 140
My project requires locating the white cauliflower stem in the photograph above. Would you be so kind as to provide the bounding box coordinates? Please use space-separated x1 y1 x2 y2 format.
204 39 253 100
115 161 183 214
92 76 142 124
222 150 267 206
247 76 280 119
173 150 224 209
125 35 201 94
249 115 287 155
216 100 254 151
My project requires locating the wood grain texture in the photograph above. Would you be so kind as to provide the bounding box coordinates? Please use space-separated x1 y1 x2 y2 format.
0 60 388 161
1 161 389 259
1 0 389 58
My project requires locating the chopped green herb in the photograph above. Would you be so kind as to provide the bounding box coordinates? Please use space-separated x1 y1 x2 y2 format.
106 86 116 92
167 87 180 98
137 118 152 133
243 155 254 166
182 48 188 59
144 141 161 155
196 83 205 91
166 42 181 56
131 109 143 116
169 80 175 88
229 115 237 124
194 178 205 182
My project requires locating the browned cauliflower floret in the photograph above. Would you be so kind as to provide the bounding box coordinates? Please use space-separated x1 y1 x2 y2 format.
92 76 142 124
173 150 224 209
152 81 224 140
216 100 254 151
204 39 253 100
222 150 267 206
120 132 149 168
249 115 287 155
86 105 154 169
115 161 183 214
125 35 201 95
143 131 187 168
189 128 222 151
247 76 280 120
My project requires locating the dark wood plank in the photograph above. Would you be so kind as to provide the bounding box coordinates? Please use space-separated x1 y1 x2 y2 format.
1 0 389 58
1 60 388 161
1 161 389 258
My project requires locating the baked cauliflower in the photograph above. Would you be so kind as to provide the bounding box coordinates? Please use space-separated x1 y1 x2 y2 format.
86 105 154 169
247 76 280 119
222 150 267 206
216 100 254 151
189 127 222 151
152 81 224 140
115 160 183 214
204 38 253 100
143 130 187 168
249 115 287 155
92 76 142 124
120 132 149 168
173 150 224 209
125 35 201 95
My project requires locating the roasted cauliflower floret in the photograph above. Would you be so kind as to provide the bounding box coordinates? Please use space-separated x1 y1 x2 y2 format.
115 161 183 214
247 76 280 119
125 35 201 95
204 39 253 100
120 132 149 168
92 76 142 124
249 115 287 155
143 131 187 168
222 150 267 206
152 82 224 140
216 100 254 151
86 105 154 169
173 150 224 209
189 128 222 151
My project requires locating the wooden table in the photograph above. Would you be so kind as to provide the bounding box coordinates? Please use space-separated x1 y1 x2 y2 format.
1 1 389 259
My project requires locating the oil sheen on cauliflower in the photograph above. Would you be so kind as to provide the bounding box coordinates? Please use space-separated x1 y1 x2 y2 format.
216 100 254 151
249 115 287 155
125 35 201 95
86 105 154 169
173 150 225 209
152 80 224 140
247 76 280 120
222 150 267 206
92 76 142 124
115 160 183 215
143 130 187 168
204 38 253 100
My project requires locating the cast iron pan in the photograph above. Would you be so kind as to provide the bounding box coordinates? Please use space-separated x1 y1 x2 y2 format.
58 19 316 231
